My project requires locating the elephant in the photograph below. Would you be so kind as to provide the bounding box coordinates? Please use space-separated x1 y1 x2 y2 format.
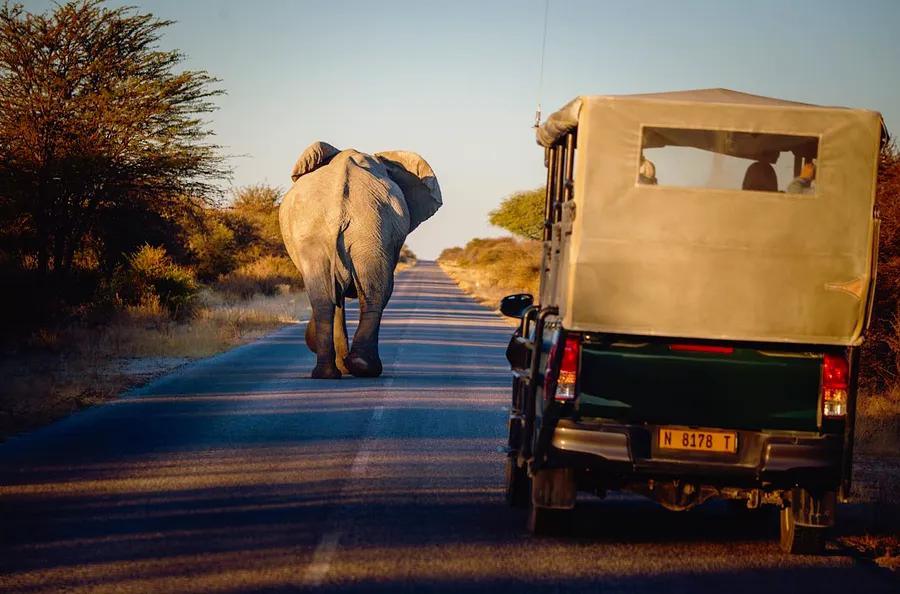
279 141 442 379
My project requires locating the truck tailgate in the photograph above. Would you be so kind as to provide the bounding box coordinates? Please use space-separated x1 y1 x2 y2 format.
577 342 823 432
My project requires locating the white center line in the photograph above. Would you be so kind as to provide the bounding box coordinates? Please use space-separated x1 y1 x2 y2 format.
300 284 413 583
302 530 341 586
350 448 370 475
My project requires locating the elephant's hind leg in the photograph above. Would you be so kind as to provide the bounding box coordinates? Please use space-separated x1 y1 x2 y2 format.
346 267 392 378
306 279 342 380
346 308 384 378
334 297 350 375
304 316 317 353
307 299 348 374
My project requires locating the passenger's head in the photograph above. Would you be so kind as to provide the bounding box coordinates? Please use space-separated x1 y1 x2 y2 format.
742 161 778 192
800 161 816 181
639 157 657 185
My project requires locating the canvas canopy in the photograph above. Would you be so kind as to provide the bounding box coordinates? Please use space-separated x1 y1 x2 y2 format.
537 89 884 345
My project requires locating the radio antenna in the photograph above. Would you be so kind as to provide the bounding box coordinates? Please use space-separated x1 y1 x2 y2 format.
534 0 550 128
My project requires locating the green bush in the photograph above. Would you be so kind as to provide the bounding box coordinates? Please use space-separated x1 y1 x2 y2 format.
489 187 545 240
114 245 198 319
183 185 286 283
187 214 238 282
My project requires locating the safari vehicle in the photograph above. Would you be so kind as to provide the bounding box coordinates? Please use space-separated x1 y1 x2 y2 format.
501 89 887 554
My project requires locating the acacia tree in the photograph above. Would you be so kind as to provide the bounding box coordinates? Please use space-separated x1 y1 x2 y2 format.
488 187 545 241
229 184 285 258
0 0 227 277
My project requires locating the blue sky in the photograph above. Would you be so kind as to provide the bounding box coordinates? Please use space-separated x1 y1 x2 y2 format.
24 0 900 258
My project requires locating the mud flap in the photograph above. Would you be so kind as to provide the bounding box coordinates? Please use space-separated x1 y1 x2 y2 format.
791 487 836 528
531 467 576 510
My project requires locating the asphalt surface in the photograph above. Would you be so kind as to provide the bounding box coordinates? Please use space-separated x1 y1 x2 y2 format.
0 262 896 593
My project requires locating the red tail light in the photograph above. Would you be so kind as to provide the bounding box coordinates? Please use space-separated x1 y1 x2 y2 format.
822 353 849 418
545 333 580 402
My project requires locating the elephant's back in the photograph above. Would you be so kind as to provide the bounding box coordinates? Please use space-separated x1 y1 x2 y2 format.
278 149 410 275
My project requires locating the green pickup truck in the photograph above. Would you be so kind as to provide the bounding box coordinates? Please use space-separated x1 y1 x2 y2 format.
502 89 886 554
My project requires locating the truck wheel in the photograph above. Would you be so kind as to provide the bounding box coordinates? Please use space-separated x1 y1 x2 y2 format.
504 456 529 507
779 504 826 555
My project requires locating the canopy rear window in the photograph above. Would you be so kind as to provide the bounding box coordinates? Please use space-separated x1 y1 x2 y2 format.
639 127 819 194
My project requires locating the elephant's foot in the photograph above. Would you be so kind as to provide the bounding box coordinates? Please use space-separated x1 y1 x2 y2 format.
336 356 350 375
311 363 342 379
346 353 383 378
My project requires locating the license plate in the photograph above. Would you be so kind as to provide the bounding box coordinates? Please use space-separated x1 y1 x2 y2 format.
658 428 737 453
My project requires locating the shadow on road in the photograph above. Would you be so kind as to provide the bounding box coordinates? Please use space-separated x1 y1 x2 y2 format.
0 263 894 593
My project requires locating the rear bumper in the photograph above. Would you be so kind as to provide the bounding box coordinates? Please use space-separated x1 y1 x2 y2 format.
550 418 841 489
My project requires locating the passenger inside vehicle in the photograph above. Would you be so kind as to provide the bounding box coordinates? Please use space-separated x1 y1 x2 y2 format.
787 161 816 194
741 161 778 192
638 156 658 184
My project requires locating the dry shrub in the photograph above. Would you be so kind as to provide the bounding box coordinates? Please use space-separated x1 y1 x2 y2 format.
395 245 418 273
861 143 900 392
112 244 198 319
838 534 899 571
99 290 309 359
438 246 463 261
398 244 417 265
215 255 302 300
438 237 540 308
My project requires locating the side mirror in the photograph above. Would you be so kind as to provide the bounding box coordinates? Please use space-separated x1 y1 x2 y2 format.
499 293 534 318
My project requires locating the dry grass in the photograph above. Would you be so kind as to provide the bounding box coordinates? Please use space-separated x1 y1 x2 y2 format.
438 237 540 315
215 256 302 300
838 534 900 571
395 260 416 274
850 389 900 552
855 388 900 456
0 289 310 440
2 257 417 440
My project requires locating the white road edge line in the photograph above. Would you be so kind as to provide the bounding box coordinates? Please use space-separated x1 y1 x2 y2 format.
303 530 342 586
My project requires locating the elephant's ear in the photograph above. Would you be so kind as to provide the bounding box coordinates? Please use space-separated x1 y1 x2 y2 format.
375 151 442 233
291 141 341 182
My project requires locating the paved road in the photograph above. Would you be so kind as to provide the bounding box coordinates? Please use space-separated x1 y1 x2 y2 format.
0 262 895 593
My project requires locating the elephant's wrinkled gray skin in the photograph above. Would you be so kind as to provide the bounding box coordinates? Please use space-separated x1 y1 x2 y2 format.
279 141 442 379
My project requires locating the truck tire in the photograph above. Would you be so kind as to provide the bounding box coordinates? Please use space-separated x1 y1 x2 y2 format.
779 487 835 554
504 456 529 508
779 503 827 555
